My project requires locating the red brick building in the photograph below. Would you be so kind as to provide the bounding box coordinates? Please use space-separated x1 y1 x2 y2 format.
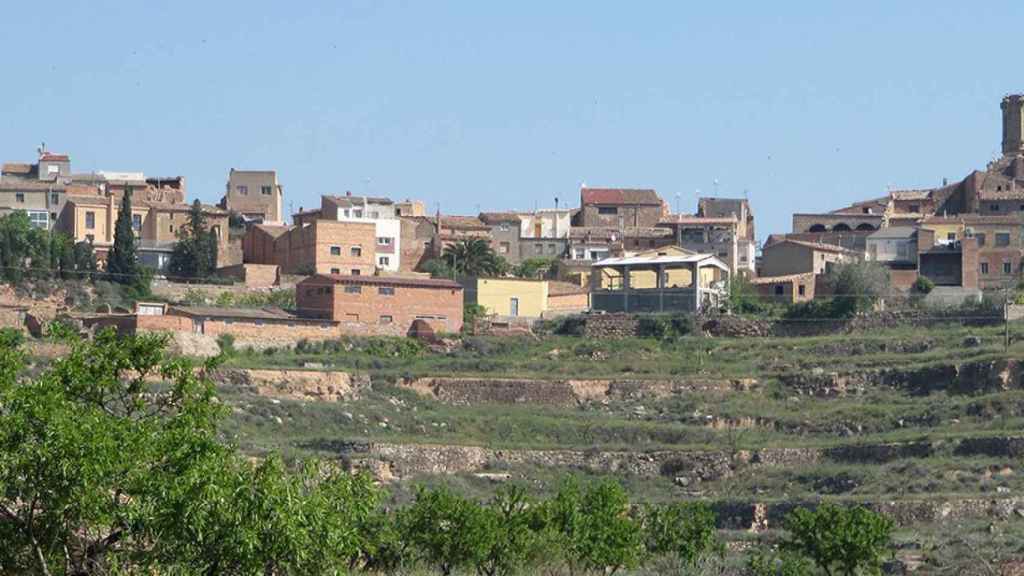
242 219 376 275
296 274 463 336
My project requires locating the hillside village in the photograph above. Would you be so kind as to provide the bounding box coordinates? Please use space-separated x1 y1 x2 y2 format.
4 95 1024 346
10 96 1024 575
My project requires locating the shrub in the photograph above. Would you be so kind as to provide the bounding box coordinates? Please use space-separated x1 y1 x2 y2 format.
0 328 24 348
911 276 935 295
551 315 587 337
824 261 891 317
637 314 692 341
216 333 236 356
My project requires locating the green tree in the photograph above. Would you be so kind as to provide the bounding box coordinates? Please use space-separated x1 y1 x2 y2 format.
169 199 219 280
825 261 891 317
400 486 495 575
641 501 721 569
0 211 33 283
512 257 557 279
0 328 381 576
781 503 894 576
443 238 508 277
68 240 99 281
106 189 139 285
748 548 814 576
542 477 645 576
477 485 545 576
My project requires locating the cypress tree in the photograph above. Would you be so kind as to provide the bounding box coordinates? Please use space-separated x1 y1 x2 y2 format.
107 189 138 285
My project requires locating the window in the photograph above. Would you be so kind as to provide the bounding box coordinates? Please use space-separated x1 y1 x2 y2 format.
377 236 392 245
26 211 47 229
51 192 59 204
498 223 510 232
976 233 986 246
344 285 362 294
996 232 1011 247
131 213 142 231
237 185 248 195
15 193 24 203
379 286 395 295
330 246 341 256
50 212 56 222
499 242 510 254
378 256 390 266
351 269 361 276
534 243 543 254
991 203 1000 212
330 268 340 274
908 204 919 213
354 209 363 218
798 284 806 296
85 211 96 229
379 315 393 324
169 225 174 233
774 285 784 296
947 232 956 242
47 164 59 175
981 262 989 275
1005 262 1013 275
597 206 618 215
261 185 272 195
351 246 362 257
369 211 379 218
85 234 94 243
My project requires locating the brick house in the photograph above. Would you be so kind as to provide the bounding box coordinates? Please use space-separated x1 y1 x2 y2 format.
575 187 668 228
297 274 463 336
220 169 284 224
760 239 861 277
242 219 376 275
749 273 815 303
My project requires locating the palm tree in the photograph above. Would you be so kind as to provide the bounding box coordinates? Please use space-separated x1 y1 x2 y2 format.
442 238 506 277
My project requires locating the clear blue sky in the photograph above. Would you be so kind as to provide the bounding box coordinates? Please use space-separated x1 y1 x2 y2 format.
2 1 1022 238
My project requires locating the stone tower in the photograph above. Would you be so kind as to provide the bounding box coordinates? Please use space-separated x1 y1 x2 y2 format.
1002 94 1024 155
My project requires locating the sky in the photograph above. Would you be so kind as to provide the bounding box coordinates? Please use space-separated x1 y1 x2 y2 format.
2 1 1023 239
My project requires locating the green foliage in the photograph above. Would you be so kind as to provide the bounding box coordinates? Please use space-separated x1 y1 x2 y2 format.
748 548 814 576
513 257 557 279
106 189 140 285
641 501 721 568
0 327 23 348
443 238 508 277
215 288 296 309
400 485 494 575
825 261 891 317
216 333 236 356
911 275 935 295
730 274 777 315
541 477 646 575
636 314 692 341
0 212 94 284
422 258 456 279
784 298 844 320
781 503 895 576
168 199 219 280
464 303 487 330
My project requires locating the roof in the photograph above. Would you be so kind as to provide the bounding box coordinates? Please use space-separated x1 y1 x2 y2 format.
169 306 300 321
569 226 672 240
1 163 32 175
748 273 815 285
64 194 111 207
325 194 394 207
440 215 489 230
0 177 60 192
478 212 523 224
252 224 292 237
548 281 589 296
39 153 69 162
867 226 917 240
890 189 932 201
659 215 738 226
828 197 888 215
311 274 463 290
766 239 861 255
581 187 662 206
594 252 730 274
922 213 1024 226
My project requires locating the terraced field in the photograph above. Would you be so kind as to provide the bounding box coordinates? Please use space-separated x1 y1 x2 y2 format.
213 322 1024 573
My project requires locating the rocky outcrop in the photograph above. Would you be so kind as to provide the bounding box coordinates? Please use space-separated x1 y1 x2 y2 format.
399 376 759 406
214 368 368 402
779 359 1024 397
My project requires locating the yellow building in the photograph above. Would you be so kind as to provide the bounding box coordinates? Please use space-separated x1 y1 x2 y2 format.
919 216 964 245
464 277 589 318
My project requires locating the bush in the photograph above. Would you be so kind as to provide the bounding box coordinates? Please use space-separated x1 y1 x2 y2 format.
824 261 891 317
783 299 843 320
551 315 587 337
463 304 487 331
637 314 692 341
911 276 935 295
0 328 24 348
216 333 236 356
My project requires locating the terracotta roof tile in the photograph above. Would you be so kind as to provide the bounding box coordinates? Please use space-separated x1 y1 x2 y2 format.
581 187 662 206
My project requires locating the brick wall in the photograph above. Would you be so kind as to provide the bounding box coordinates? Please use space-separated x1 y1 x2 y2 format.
400 217 436 272
217 263 280 287
249 219 377 275
889 268 919 291
297 276 464 336
546 291 590 315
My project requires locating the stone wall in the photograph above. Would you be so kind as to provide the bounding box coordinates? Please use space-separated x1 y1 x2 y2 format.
217 263 280 287
582 313 640 338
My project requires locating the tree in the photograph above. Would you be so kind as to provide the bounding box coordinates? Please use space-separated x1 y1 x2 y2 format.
476 485 545 576
0 328 381 575
169 199 219 280
512 257 556 279
67 240 98 281
106 189 139 285
399 485 495 575
825 261 891 317
542 477 645 576
0 211 33 283
641 501 721 569
781 503 894 576
443 238 508 277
